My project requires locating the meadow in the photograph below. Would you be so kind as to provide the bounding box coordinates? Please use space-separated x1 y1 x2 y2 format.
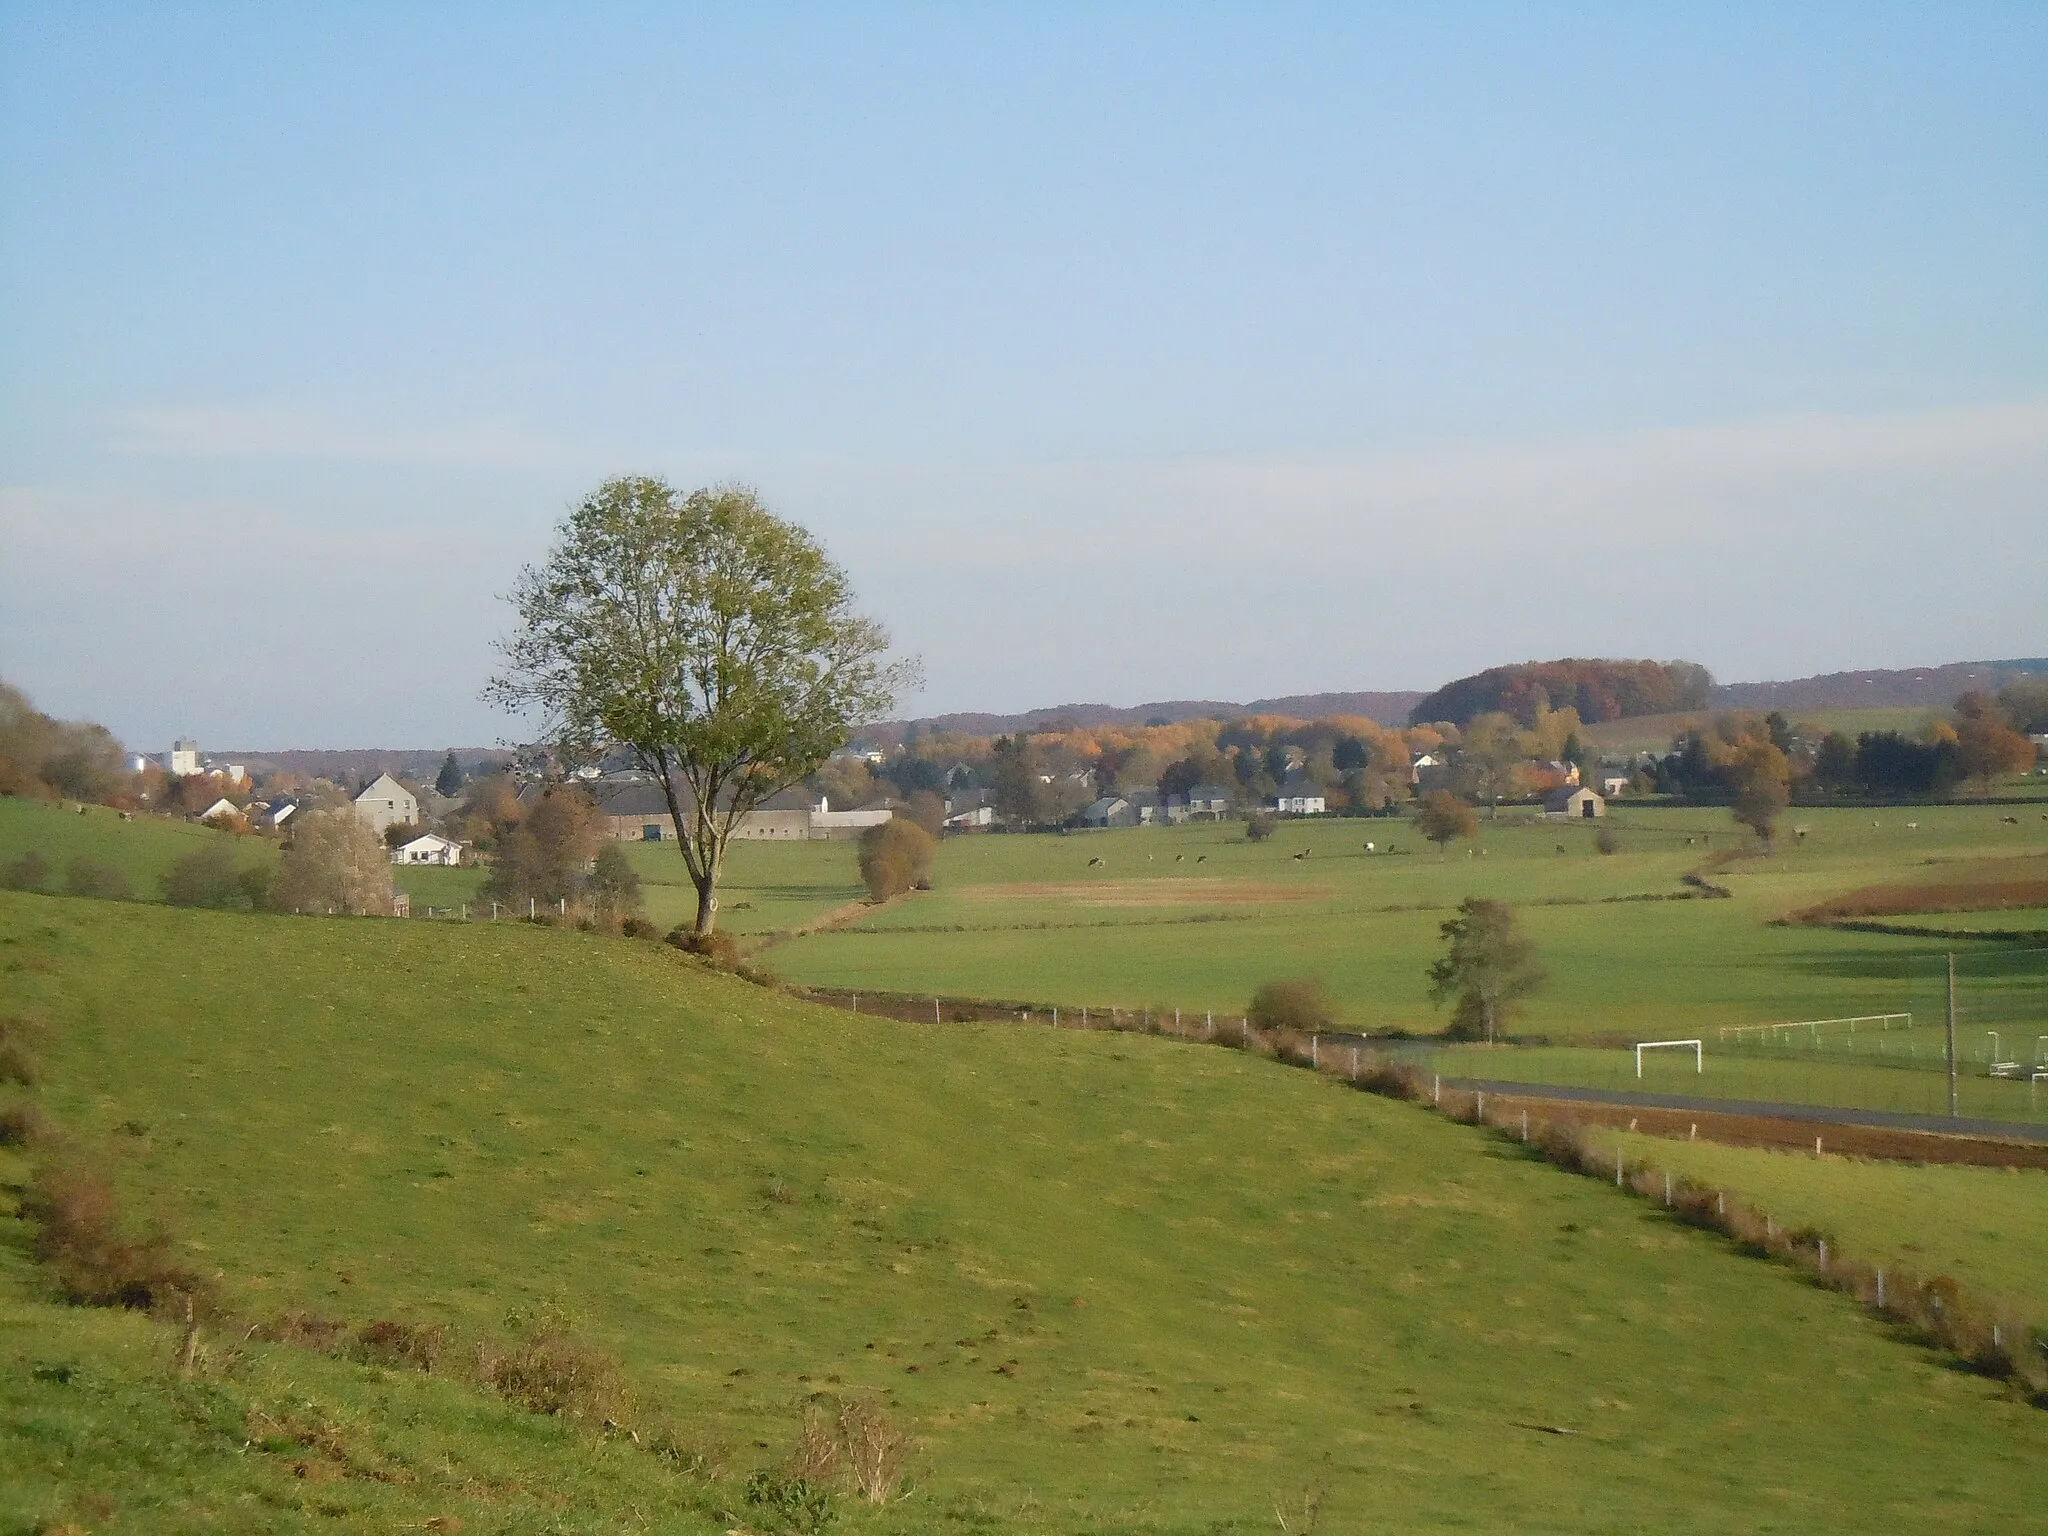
1596 1131 2048 1321
6 890 2047 1531
761 804 2048 1047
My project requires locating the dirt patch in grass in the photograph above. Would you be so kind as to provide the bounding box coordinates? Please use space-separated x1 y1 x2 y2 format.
1477 1092 2048 1168
1785 860 2048 933
956 879 1332 908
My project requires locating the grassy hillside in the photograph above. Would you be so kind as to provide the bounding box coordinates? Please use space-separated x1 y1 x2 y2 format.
1600 1132 2048 1319
3 892 2046 1531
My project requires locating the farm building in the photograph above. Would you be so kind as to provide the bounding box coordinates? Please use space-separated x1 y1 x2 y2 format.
1545 785 1606 820
391 831 464 866
583 776 888 841
353 773 419 835
1186 784 1233 820
1080 795 1134 829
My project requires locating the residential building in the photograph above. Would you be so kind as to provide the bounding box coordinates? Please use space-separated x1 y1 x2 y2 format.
1080 795 1134 829
1272 775 1327 816
353 773 420 835
391 831 465 866
1186 784 1233 820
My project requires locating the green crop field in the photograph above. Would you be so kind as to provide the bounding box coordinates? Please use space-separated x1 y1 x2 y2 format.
5 889 2046 1532
1601 1132 2048 1319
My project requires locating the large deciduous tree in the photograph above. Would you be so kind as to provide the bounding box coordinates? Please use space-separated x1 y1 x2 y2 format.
1427 897 1545 1043
488 479 914 935
1413 788 1478 854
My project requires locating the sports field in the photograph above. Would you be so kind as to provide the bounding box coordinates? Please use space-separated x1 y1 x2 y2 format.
5 890 2046 1532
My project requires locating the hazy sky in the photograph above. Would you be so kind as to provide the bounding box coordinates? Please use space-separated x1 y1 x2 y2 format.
3 5 2043 750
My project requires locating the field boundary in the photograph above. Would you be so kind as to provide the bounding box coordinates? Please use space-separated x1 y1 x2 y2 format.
1440 1077 2048 1144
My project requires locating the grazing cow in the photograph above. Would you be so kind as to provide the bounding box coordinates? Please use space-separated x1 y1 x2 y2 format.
1196 854 1208 863
1363 841 1375 853
1088 856 1104 867
1905 822 1918 830
119 811 133 821
2001 815 2020 825
1556 844 1567 854
1291 850 1308 861
1174 854 1185 862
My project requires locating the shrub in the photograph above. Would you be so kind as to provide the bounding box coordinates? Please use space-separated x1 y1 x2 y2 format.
1247 977 1336 1034
588 844 643 921
0 1038 38 1087
1244 813 1276 843
485 1305 628 1421
838 1393 912 1505
160 841 248 908
858 818 936 902
352 1317 449 1373
668 926 743 968
21 1151 209 1310
2 849 49 890
1594 827 1619 855
621 916 662 940
0 1101 51 1146
64 855 132 901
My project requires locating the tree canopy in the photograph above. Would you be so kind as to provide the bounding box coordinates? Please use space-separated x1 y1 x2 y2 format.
1427 897 1545 1043
488 479 915 933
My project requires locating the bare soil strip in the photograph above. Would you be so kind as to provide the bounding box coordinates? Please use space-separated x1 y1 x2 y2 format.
1456 1085 2048 1167
955 878 1332 908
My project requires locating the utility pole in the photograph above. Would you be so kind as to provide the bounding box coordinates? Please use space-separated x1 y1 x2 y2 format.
1945 952 1959 1119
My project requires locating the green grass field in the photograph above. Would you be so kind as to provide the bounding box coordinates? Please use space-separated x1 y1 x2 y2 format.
758 806 2048 1043
6 890 2047 1531
1597 1132 2048 1322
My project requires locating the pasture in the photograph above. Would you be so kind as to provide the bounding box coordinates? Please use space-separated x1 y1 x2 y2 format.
1600 1131 2048 1321
5 890 2046 1531
762 804 2048 1046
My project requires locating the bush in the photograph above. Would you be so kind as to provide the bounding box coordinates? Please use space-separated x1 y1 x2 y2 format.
352 1317 449 1373
1244 813 1276 843
21 1151 210 1310
1247 977 1336 1034
161 841 248 908
588 844 643 921
668 927 743 968
2 850 49 890
0 1101 51 1145
858 818 937 902
1594 827 1619 855
484 1305 628 1421
64 855 132 901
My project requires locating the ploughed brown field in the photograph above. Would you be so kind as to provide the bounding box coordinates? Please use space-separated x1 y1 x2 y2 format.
956 877 1334 907
1478 1091 2048 1168
1786 853 2048 924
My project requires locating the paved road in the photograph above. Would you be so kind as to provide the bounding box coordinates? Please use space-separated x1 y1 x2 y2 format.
1437 1077 2048 1143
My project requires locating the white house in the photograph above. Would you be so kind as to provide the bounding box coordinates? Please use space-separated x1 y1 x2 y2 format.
1272 775 1327 816
165 738 200 776
391 831 464 866
1080 795 1133 829
1601 775 1631 797
353 773 419 835
943 802 995 830
195 797 241 824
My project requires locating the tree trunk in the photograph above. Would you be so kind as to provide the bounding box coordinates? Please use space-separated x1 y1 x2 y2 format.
693 874 717 935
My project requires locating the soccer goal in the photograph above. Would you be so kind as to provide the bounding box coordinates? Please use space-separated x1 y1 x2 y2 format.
1634 1039 1703 1078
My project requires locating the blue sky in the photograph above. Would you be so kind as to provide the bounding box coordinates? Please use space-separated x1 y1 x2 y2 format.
2 4 2043 748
